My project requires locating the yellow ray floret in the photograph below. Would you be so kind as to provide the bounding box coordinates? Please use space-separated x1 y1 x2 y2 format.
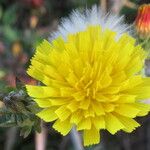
26 25 150 146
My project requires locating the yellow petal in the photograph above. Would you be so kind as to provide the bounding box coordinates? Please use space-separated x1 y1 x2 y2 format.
64 43 78 59
30 59 64 81
34 98 52 108
72 58 84 78
102 86 120 94
114 104 140 118
55 106 71 121
66 72 79 87
99 68 112 89
95 93 108 102
93 116 105 130
103 103 115 113
115 113 140 133
125 56 143 76
50 98 70 106
37 107 58 122
105 113 124 134
28 67 69 87
111 71 126 85
70 110 83 124
84 107 95 118
83 126 100 146
72 91 85 101
78 30 91 62
127 86 150 100
26 85 59 98
33 50 51 65
57 62 70 77
79 98 90 109
27 67 44 84
116 43 134 70
60 87 75 97
77 117 91 130
67 101 79 112
53 118 72 135
52 37 65 50
138 77 150 86
116 95 136 103
132 103 150 117
92 101 105 115
38 39 52 53
120 75 143 91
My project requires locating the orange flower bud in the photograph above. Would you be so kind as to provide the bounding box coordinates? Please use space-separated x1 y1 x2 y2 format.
135 4 150 38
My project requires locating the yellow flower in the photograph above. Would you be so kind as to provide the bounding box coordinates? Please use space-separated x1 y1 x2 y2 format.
135 4 150 38
26 25 150 146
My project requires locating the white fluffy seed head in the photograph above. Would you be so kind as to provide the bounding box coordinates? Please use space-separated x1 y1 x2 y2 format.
49 5 131 41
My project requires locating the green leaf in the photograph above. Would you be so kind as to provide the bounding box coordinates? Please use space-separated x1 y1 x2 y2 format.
2 4 18 25
0 6 3 20
3 26 20 42
20 126 32 138
0 90 41 137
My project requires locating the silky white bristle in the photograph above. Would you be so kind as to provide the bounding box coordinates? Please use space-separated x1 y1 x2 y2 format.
49 5 130 41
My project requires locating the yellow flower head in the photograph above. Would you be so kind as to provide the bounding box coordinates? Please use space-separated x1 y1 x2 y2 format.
26 6 150 146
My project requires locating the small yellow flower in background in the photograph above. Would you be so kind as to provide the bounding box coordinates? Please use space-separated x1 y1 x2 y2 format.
0 101 4 108
135 4 150 38
0 70 5 79
30 15 39 29
11 41 23 57
26 6 150 146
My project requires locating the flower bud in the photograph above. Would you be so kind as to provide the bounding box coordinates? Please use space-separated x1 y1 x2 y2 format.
135 4 150 38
